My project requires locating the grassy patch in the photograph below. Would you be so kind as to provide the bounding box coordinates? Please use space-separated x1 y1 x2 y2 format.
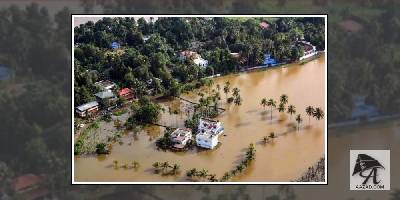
113 109 127 116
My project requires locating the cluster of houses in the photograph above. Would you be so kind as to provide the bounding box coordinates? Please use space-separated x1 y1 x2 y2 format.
75 80 135 118
169 118 224 150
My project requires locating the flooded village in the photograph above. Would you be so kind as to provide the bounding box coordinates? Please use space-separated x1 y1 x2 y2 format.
73 16 326 182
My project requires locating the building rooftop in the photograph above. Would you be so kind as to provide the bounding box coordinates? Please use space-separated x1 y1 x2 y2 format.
170 128 192 141
95 91 115 99
196 130 218 139
76 101 99 112
118 88 133 96
94 80 116 90
198 118 223 136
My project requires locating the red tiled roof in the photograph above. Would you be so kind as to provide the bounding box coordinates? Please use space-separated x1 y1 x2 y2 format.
12 174 45 192
118 88 133 96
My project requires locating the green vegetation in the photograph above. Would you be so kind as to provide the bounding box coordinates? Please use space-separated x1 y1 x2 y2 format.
220 143 256 181
152 161 181 176
267 98 277 120
102 112 112 122
155 128 173 150
112 160 140 170
287 105 296 120
127 96 162 126
74 121 100 155
305 106 314 125
296 157 325 182
186 168 218 182
113 109 127 116
74 17 325 106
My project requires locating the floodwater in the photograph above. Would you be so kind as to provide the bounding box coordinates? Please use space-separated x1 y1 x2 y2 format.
74 55 326 182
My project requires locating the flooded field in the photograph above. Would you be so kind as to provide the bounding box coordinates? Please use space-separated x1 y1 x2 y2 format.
74 55 326 182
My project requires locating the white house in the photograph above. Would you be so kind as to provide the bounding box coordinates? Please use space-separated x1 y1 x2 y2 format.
298 41 318 60
170 128 192 149
193 57 208 68
196 131 219 149
196 118 224 149
75 101 99 117
178 50 208 68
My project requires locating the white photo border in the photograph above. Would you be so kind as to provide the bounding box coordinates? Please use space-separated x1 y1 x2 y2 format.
72 14 328 185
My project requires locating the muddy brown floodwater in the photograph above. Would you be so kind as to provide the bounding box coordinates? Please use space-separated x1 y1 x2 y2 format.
74 55 326 182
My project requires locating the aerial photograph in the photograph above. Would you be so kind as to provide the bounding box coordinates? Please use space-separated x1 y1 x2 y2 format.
73 15 326 183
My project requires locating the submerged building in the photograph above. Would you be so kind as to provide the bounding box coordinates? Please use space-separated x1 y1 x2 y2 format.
196 118 224 149
170 128 192 149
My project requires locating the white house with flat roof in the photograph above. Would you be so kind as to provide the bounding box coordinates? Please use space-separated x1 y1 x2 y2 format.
195 118 224 149
196 131 219 149
170 128 192 149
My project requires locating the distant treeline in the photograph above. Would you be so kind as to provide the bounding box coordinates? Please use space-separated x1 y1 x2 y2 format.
74 17 325 106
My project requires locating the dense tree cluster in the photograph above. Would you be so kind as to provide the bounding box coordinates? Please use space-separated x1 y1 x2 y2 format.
74 17 325 105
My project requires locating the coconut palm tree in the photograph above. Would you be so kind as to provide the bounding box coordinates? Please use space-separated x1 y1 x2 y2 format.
171 164 180 175
186 168 197 177
152 162 160 169
234 95 242 106
161 161 170 172
221 172 231 182
204 79 214 95
113 160 119 169
223 81 231 99
232 87 240 97
261 98 267 110
305 106 314 125
199 169 208 178
208 174 218 182
278 103 285 113
267 98 277 120
280 94 288 105
313 107 325 120
132 161 140 169
269 132 276 140
262 136 270 143
295 114 303 131
215 91 221 105
287 105 296 120
236 164 245 173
